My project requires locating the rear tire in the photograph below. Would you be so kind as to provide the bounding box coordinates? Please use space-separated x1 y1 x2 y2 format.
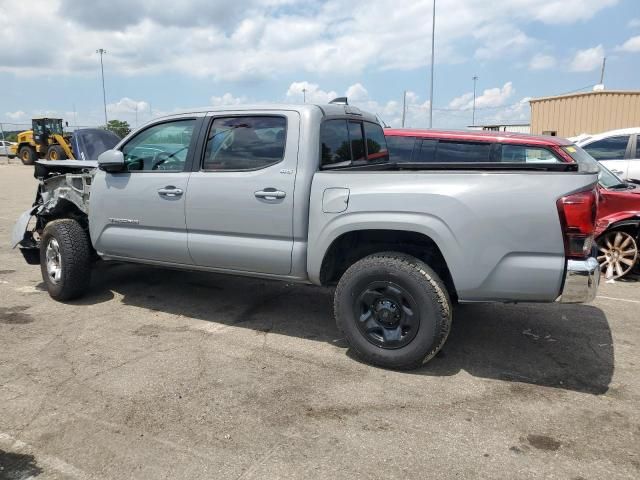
19 146 37 165
40 219 92 301
46 145 68 160
334 252 452 370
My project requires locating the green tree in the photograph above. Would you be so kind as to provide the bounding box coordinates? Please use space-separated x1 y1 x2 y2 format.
105 120 131 139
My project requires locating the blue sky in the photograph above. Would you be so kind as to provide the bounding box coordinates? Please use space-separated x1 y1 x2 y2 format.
1 0 639 129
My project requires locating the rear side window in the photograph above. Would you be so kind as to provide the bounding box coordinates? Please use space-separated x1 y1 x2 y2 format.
202 116 286 171
363 122 389 162
583 135 630 161
321 120 389 168
348 122 365 162
436 141 491 163
386 136 415 162
321 120 352 167
415 139 437 162
500 145 561 163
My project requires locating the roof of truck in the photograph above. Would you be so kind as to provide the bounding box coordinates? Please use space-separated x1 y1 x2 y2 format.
158 103 379 123
384 128 574 147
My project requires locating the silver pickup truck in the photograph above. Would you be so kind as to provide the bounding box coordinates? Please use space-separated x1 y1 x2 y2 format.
12 103 601 369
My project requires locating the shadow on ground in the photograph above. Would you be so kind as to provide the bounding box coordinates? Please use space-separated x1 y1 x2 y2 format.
68 261 614 395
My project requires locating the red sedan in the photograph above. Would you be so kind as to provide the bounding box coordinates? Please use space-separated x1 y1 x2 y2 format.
384 128 640 280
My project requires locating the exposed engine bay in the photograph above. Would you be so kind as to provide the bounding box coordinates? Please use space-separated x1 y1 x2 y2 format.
11 160 96 263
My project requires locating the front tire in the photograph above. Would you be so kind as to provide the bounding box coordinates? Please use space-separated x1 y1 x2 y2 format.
46 145 68 160
40 219 92 301
334 253 452 370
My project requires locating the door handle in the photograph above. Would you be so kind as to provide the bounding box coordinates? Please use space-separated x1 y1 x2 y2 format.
255 189 286 200
158 186 183 197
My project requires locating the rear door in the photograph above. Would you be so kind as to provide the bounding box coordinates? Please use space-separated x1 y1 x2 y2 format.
185 111 299 275
90 117 203 264
582 134 632 179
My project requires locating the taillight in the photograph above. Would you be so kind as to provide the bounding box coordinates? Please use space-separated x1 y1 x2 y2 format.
556 188 598 259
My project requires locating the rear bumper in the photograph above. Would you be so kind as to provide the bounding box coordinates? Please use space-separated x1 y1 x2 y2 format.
557 257 600 303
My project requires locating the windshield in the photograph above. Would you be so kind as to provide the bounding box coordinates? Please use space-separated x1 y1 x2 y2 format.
561 145 623 189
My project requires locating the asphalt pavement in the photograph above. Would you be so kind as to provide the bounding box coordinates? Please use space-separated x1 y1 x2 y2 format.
0 161 638 479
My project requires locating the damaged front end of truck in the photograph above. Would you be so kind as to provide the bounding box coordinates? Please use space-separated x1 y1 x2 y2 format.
11 160 96 264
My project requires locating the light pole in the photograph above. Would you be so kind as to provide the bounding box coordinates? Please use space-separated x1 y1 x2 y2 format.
428 0 436 128
96 49 108 126
402 90 407 128
302 88 307 103
472 75 478 126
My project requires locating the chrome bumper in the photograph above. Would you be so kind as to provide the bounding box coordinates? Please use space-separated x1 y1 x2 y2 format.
557 257 600 303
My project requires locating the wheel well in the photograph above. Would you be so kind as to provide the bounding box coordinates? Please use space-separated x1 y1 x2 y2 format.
320 229 457 300
37 199 88 231
599 222 640 240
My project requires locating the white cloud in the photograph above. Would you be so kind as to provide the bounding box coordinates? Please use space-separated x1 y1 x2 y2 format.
210 93 248 106
529 53 557 70
286 82 338 104
616 35 640 53
568 45 605 72
628 18 640 28
107 97 150 115
474 25 533 61
448 82 515 111
0 0 621 80
4 110 27 121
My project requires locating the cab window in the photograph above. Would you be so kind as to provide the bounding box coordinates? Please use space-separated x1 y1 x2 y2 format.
122 119 195 172
321 119 389 168
436 141 491 163
583 135 630 161
202 116 286 171
500 145 561 163
386 136 416 162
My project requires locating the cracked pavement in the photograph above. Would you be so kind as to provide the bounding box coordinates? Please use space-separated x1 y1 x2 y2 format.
0 161 639 479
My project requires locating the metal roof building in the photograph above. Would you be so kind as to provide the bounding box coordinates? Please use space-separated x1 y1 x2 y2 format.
529 90 640 138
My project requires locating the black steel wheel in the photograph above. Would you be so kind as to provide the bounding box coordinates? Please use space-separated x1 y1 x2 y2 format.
335 252 452 370
354 281 420 349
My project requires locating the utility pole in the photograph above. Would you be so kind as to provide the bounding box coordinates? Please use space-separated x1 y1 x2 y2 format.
302 88 307 103
135 103 138 127
72 103 78 129
402 90 407 128
599 57 607 85
0 122 6 164
96 49 108 126
428 0 436 128
472 75 479 126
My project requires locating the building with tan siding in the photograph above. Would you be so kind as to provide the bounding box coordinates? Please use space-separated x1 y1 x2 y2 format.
529 90 640 138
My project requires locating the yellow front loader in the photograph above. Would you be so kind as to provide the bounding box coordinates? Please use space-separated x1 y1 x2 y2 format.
12 118 75 165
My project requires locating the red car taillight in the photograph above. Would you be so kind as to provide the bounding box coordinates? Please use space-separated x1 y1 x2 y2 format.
556 188 598 259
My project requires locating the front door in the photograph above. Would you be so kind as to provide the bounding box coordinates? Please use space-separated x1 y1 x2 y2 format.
90 117 201 264
186 112 299 275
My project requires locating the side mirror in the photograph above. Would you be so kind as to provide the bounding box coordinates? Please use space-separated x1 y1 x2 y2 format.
98 150 125 173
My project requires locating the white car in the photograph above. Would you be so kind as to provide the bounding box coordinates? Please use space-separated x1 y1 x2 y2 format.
0 140 16 157
573 128 640 181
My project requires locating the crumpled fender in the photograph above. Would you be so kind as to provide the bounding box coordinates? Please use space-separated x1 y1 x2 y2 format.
11 207 38 248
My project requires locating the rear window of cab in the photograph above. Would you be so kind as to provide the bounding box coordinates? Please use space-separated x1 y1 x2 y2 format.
321 120 389 168
385 135 563 164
